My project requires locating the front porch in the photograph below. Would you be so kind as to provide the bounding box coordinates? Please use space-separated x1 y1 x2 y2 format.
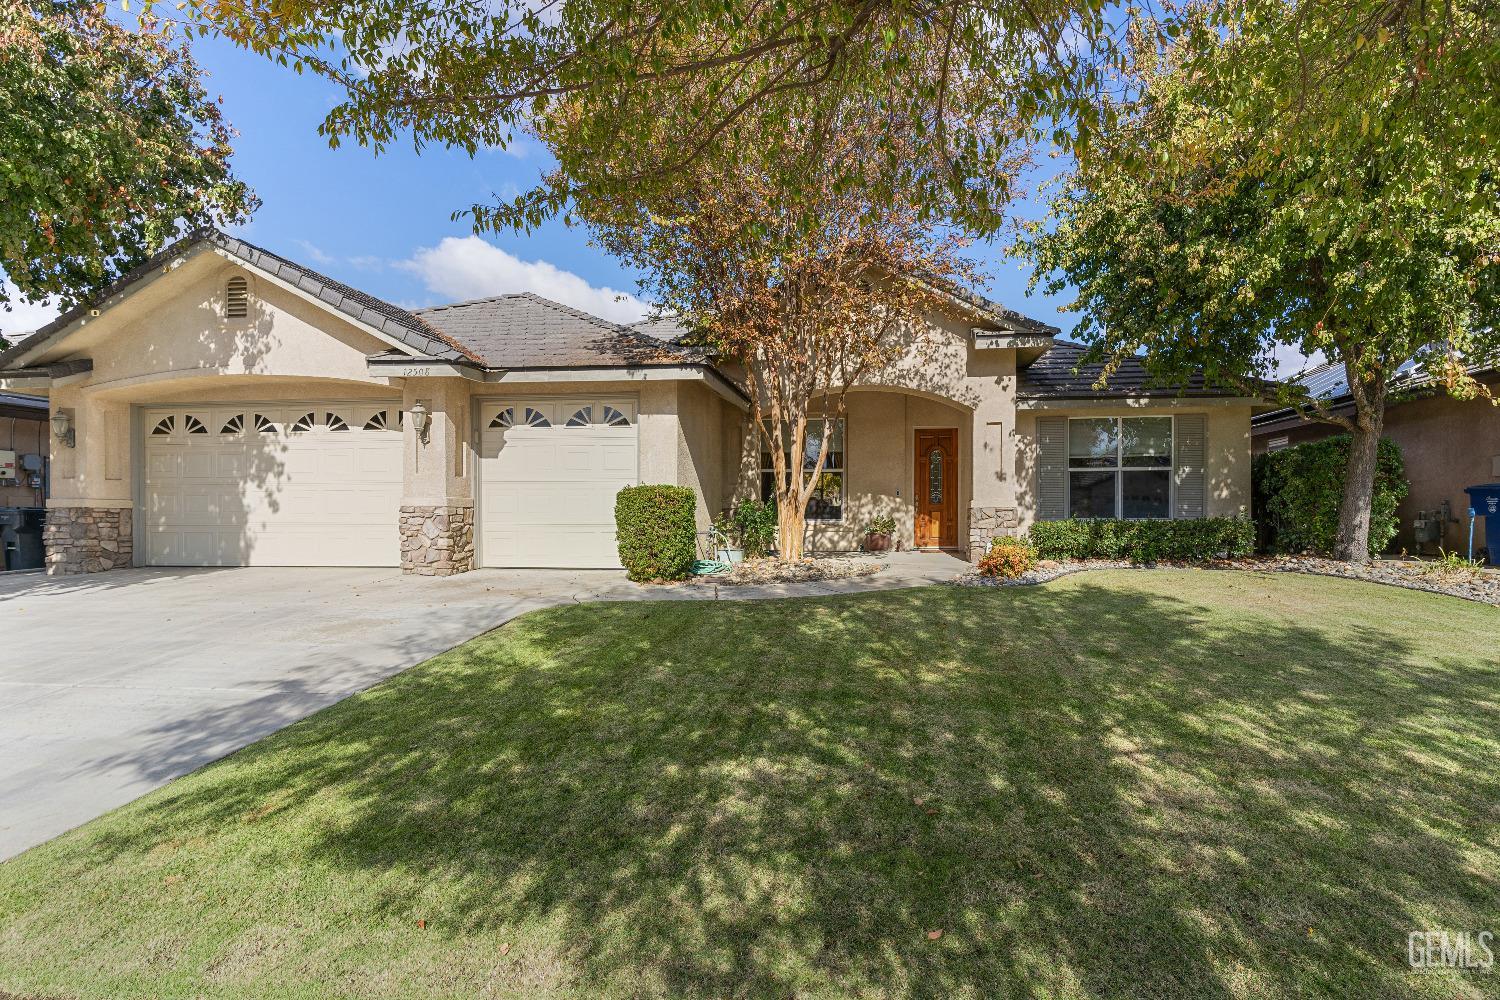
788 388 1016 559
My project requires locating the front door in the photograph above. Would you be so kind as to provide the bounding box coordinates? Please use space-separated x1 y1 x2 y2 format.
914 428 958 548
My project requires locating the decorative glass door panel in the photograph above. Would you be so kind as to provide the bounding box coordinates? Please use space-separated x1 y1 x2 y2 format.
915 429 959 548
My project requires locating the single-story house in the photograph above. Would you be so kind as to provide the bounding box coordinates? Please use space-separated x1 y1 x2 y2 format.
1253 360 1500 555
0 230 1264 575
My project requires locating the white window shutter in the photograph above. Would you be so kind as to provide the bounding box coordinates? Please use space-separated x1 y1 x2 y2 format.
1174 414 1206 519
1036 416 1067 520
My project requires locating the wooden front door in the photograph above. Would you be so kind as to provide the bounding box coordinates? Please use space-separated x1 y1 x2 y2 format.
914 428 959 549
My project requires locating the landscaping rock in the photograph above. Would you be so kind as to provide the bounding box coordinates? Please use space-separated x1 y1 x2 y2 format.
686 554 884 587
952 553 1500 607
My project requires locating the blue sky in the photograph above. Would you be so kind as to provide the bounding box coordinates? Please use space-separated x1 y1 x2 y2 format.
1 24 1077 341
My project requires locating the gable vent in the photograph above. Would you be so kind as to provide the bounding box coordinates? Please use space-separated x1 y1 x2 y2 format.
225 276 249 319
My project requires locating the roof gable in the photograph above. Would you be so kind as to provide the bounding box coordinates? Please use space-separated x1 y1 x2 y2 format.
0 230 475 372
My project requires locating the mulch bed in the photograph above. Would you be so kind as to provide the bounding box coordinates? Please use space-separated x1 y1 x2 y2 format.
688 555 885 587
953 554 1500 607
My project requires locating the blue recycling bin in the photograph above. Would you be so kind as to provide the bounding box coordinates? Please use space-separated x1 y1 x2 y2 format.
1464 484 1500 566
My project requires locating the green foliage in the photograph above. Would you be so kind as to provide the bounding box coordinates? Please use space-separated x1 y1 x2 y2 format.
614 485 698 582
0 0 256 311
1029 518 1256 562
1020 12 1496 561
977 535 1037 579
1253 437 1408 556
185 0 1126 237
863 515 896 537
731 498 777 559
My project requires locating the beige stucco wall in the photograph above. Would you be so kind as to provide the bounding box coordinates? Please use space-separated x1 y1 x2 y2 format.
39 250 400 511
801 390 971 551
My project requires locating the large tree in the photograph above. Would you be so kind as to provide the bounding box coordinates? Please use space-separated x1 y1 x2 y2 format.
0 0 255 316
576 108 978 560
1022 17 1500 562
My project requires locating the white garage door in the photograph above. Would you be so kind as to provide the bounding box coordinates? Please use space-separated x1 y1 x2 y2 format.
478 397 638 568
141 402 403 567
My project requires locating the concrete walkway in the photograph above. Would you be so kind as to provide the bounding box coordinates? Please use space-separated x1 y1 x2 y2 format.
0 551 963 860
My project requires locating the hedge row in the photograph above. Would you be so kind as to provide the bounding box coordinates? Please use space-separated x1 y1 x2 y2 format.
1252 435 1407 556
1029 517 1255 561
615 485 698 581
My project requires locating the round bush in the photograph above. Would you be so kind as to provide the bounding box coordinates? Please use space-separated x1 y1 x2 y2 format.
615 485 698 581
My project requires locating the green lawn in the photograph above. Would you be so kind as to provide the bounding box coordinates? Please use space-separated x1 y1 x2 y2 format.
2 571 1498 1000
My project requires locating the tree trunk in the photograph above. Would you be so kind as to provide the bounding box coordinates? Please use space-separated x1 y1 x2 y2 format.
1333 381 1387 564
777 493 806 561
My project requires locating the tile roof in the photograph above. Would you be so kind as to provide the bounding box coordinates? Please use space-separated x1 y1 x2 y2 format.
415 293 705 368
0 229 474 372
1017 340 1237 399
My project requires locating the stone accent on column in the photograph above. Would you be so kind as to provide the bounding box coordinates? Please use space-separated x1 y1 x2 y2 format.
399 504 475 576
44 507 133 575
968 505 1019 561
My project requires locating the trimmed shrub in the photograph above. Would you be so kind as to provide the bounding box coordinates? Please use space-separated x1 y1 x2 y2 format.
1252 436 1408 556
977 535 1038 579
1029 517 1256 562
615 485 698 581
731 497 778 558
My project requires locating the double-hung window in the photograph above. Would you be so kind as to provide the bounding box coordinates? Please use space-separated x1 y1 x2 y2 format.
761 418 844 521
1067 417 1173 519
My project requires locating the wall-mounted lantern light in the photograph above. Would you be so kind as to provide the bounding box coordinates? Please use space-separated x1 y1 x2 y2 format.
409 401 430 443
50 409 75 449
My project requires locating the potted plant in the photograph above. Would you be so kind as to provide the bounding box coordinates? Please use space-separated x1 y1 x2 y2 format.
862 514 896 552
712 512 744 564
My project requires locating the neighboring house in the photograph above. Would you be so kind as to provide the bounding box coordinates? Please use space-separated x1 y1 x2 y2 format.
0 230 1264 575
1252 361 1500 555
0 391 49 510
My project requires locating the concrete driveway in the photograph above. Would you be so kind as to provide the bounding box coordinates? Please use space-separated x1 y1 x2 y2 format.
0 552 964 861
0 565 650 860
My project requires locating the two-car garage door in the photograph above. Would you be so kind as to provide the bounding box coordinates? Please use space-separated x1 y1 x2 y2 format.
142 402 403 567
140 396 639 569
478 397 638 568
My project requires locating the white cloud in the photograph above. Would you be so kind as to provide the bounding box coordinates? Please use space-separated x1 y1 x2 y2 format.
399 236 646 324
294 239 337 267
0 283 60 341
1270 342 1327 377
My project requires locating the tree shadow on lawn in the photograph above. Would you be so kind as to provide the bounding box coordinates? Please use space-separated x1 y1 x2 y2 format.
52 576 1500 998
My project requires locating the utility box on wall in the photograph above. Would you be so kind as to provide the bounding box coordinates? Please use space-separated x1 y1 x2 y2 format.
0 450 16 483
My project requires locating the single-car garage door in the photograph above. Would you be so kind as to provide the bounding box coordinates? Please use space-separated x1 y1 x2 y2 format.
478 397 638 568
141 402 403 566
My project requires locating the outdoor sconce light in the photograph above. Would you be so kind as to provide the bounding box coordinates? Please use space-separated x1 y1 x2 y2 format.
409 401 431 443
50 409 75 449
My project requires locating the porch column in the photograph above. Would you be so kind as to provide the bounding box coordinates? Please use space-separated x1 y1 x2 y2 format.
399 377 475 576
967 354 1020 560
44 385 134 575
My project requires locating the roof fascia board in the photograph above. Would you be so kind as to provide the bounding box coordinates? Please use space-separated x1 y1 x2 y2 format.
373 358 749 408
489 365 748 407
1017 395 1264 410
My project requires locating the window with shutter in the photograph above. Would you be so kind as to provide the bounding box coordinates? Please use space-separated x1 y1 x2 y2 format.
1174 414 1207 519
1036 416 1067 520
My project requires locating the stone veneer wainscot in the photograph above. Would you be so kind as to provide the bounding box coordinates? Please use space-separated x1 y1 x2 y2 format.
44 506 133 575
968 505 1019 561
399 504 475 576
